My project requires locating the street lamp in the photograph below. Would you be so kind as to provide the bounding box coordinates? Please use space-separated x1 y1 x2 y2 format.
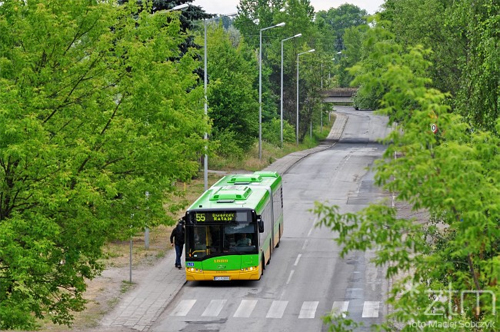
259 22 285 160
280 33 301 148
166 3 189 12
296 49 315 145
203 13 236 190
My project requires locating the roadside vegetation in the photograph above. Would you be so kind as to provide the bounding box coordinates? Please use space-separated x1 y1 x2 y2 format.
5 0 499 331
317 2 500 330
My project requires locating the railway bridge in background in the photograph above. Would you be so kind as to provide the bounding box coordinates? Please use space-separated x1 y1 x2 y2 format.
321 87 357 105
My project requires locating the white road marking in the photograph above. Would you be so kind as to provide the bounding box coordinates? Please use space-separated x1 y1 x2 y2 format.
286 270 295 284
298 301 319 319
171 299 196 316
170 299 382 320
201 299 226 317
266 300 288 318
293 254 302 266
331 301 349 318
362 301 380 318
233 299 258 318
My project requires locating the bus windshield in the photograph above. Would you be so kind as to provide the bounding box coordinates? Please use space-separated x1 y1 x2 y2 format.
187 223 257 260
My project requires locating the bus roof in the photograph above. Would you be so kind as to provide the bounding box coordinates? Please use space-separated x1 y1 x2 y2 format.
211 171 282 192
187 184 271 214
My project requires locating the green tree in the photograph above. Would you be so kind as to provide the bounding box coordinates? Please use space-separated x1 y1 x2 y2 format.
234 0 285 133
0 0 206 328
296 53 322 142
381 0 464 98
348 16 398 112
234 0 286 49
270 0 317 135
262 117 296 145
234 0 319 145
315 4 368 88
453 0 500 132
202 22 258 155
313 8 337 56
381 0 500 132
316 22 500 331
336 25 366 88
117 0 212 79
315 4 368 52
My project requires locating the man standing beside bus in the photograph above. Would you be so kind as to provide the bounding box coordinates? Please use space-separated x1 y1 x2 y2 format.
170 220 185 269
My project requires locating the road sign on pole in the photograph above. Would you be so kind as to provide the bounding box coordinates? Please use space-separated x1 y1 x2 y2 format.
431 123 438 133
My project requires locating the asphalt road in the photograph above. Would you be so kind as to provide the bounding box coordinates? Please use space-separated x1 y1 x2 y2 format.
151 107 391 332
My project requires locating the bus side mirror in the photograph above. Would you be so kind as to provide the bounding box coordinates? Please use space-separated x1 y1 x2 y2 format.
257 216 264 233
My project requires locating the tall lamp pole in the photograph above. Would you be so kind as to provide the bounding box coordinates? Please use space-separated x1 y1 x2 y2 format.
259 22 285 159
280 33 301 148
296 49 315 145
203 18 208 191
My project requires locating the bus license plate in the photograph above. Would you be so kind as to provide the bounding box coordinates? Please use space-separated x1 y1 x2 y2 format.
214 276 230 281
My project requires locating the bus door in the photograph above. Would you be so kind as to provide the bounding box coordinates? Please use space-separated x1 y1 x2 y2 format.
188 225 222 259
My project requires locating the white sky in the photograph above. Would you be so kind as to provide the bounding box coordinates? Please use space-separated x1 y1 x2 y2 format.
191 0 385 16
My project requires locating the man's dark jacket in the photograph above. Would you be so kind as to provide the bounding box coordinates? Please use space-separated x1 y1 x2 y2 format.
170 224 185 246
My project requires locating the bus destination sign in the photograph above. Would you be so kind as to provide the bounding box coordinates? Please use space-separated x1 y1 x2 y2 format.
195 212 236 223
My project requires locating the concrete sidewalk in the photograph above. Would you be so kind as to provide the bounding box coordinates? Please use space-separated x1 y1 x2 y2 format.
99 112 348 331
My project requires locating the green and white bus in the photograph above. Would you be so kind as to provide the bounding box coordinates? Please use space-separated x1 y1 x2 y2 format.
182 171 283 281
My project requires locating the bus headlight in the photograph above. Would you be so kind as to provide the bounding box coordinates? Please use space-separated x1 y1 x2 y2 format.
241 266 257 272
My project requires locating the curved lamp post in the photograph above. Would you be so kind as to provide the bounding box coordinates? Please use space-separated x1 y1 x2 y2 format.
296 49 315 145
259 22 285 159
166 3 189 12
280 33 301 148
